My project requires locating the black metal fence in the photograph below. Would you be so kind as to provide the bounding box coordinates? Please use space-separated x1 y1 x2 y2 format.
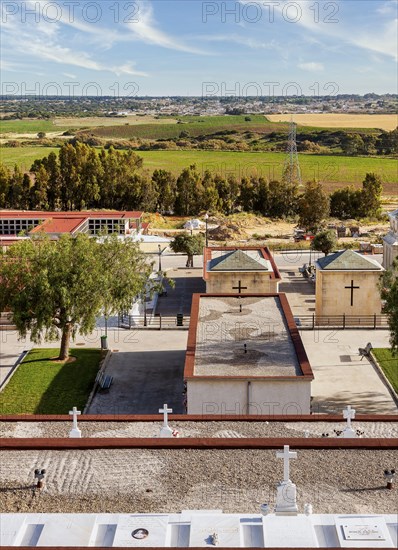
296 314 389 330
118 313 190 330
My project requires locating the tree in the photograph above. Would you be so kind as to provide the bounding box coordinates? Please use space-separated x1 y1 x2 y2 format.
175 165 203 216
360 172 383 218
170 233 205 268
311 230 337 256
330 186 362 219
297 180 330 232
37 131 46 139
0 234 151 360
379 259 398 354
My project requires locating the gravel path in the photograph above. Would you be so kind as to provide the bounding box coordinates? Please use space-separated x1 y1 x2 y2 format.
1 449 396 515
1 421 397 438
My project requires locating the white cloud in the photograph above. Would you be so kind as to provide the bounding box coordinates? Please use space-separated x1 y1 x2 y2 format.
239 0 398 60
298 62 324 72
124 1 207 54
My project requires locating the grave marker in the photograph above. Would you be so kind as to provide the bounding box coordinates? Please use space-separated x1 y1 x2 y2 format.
69 407 82 438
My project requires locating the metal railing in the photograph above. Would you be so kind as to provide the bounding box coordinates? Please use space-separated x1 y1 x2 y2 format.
118 313 190 330
296 314 389 330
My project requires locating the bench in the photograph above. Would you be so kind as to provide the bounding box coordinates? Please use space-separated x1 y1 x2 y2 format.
358 342 372 361
95 371 114 390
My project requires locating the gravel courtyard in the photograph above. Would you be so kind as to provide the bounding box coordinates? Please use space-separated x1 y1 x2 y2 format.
1 449 396 515
1 420 397 439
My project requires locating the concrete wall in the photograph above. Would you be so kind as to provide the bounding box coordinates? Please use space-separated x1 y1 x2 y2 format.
187 379 311 415
315 270 383 317
206 272 278 294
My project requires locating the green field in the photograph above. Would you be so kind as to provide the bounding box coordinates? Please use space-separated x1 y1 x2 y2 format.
0 119 70 134
139 150 398 193
1 146 397 192
372 348 398 393
83 114 287 140
0 348 101 414
0 146 59 171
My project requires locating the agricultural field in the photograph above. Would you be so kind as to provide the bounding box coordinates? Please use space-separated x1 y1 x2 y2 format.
139 150 398 194
0 146 58 171
0 119 70 134
80 114 285 140
268 113 398 131
1 146 397 195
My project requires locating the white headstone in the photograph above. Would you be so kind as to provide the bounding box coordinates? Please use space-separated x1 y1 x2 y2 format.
69 407 82 438
159 404 173 438
342 405 357 438
275 446 298 514
276 445 297 483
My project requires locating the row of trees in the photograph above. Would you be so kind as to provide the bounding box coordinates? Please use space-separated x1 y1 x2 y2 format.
0 142 383 225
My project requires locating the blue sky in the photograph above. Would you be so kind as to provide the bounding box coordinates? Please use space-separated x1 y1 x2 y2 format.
1 0 397 96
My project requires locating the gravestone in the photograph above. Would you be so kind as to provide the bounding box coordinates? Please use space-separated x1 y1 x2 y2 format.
69 407 82 438
341 405 357 438
189 515 240 547
335 516 395 548
275 445 298 514
159 404 173 438
113 515 169 547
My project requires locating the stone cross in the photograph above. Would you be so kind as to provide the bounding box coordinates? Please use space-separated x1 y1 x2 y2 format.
276 445 297 483
159 404 172 427
232 280 247 294
69 406 82 438
343 405 355 429
344 279 360 306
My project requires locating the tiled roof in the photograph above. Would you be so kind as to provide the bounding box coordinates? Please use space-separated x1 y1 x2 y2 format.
0 210 142 219
317 249 383 271
29 218 85 234
208 249 271 271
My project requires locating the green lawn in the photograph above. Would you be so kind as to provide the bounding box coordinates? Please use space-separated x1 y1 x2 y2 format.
0 348 101 414
372 348 398 394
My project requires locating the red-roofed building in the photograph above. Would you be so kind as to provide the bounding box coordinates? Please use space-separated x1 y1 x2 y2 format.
0 211 144 248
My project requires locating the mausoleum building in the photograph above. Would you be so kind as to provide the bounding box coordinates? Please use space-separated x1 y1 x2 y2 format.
383 209 398 269
315 249 384 319
184 293 314 415
203 246 281 294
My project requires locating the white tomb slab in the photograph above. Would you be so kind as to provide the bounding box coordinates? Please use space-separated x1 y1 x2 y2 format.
36 515 96 546
113 514 169 547
335 516 395 548
263 515 318 548
189 514 241 547
0 514 27 546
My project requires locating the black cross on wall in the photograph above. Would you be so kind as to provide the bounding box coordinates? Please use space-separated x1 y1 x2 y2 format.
345 279 360 306
232 280 248 294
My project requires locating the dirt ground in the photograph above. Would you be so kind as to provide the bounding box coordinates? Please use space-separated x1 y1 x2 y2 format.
148 214 390 246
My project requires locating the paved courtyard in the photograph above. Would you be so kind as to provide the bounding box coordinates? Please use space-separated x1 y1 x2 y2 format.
86 330 188 415
301 329 397 414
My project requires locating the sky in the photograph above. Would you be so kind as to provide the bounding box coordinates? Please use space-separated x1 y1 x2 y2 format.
1 0 397 96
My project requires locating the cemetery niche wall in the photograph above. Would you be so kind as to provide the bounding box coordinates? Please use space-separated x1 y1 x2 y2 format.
184 293 314 415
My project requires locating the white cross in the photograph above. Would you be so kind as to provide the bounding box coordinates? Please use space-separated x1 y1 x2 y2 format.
276 445 297 483
159 404 172 427
343 405 355 429
69 407 81 430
